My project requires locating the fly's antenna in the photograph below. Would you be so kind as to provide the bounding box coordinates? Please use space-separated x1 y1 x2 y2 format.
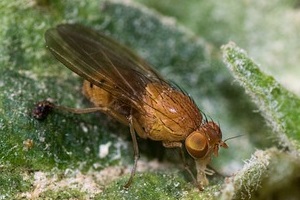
223 134 244 143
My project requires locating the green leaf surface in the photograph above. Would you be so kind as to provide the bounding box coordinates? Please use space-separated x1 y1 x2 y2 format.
222 42 300 153
221 42 300 199
220 148 300 200
1 0 299 199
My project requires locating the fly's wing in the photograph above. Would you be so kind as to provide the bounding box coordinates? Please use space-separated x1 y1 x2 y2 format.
45 24 166 109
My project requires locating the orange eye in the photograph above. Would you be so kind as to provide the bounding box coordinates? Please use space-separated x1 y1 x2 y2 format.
185 131 208 159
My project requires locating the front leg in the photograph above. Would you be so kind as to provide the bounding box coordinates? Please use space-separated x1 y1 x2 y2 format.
162 141 202 190
194 157 211 189
162 141 182 148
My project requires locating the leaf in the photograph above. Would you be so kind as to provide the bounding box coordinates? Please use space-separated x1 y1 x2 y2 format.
222 42 300 152
220 148 300 199
1 0 299 199
221 43 300 199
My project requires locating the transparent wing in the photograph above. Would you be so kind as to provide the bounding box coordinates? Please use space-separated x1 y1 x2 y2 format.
45 24 167 109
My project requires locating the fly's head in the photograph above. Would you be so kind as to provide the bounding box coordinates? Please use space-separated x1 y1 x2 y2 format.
185 121 228 160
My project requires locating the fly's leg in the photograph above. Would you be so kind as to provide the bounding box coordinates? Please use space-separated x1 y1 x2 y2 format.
194 157 211 190
32 99 127 123
162 141 202 190
123 113 140 189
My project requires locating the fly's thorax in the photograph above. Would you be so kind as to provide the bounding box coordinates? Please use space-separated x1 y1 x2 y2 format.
185 121 226 159
137 82 202 141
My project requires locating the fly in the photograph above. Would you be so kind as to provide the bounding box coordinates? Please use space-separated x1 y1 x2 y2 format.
35 24 228 190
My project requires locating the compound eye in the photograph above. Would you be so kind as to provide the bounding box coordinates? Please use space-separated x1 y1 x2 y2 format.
185 131 208 159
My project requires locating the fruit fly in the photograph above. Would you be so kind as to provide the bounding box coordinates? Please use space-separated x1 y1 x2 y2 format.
41 24 228 190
